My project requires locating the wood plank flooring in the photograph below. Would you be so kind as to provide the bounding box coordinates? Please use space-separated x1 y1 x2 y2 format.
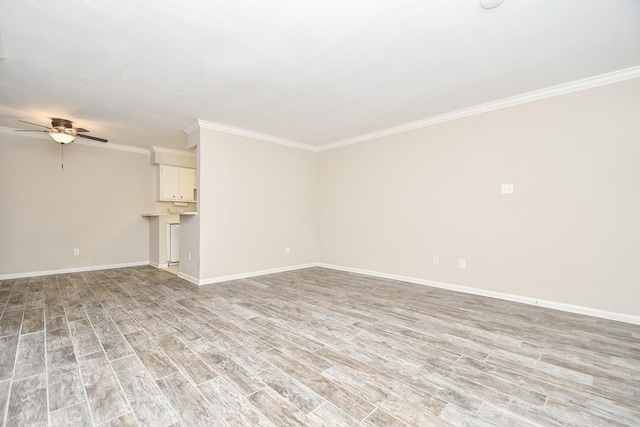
0 265 639 426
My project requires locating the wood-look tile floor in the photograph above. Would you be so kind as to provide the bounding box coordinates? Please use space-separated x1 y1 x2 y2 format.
1 266 639 426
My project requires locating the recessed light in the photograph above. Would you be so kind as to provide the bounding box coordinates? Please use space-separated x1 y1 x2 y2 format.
481 0 504 9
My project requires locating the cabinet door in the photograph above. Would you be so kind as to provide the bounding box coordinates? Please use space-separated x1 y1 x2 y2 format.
178 168 195 201
159 165 180 200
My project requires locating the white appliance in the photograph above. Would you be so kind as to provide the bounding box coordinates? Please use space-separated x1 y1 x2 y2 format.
168 223 180 265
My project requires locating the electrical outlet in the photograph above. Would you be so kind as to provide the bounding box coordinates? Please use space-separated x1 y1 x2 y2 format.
458 259 466 269
433 256 439 265
73 248 80 256
501 184 514 194
285 247 291 255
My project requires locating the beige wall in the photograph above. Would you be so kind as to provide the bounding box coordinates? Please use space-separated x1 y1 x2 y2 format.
193 128 318 281
0 134 154 276
178 129 202 281
319 79 640 316
2 78 638 319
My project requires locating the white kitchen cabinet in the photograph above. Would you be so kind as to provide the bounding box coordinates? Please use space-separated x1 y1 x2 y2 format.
159 165 195 202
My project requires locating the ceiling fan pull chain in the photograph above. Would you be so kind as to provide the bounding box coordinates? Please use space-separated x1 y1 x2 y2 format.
61 144 64 170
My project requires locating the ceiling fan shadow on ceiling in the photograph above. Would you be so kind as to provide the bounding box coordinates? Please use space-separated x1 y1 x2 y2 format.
15 118 108 144
15 118 108 169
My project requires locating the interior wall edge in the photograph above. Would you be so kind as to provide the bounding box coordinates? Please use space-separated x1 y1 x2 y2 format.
317 263 640 326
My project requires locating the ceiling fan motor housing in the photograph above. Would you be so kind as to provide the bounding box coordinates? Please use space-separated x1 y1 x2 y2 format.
51 118 74 129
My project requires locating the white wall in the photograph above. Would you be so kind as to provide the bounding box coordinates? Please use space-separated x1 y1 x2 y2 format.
192 128 318 282
0 134 154 276
318 79 640 317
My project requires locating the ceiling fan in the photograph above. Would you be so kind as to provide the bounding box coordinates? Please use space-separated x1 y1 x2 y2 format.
15 118 108 144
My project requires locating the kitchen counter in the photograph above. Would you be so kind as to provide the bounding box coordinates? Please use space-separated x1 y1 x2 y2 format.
141 212 197 217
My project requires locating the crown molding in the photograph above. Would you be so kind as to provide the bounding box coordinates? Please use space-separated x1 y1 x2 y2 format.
0 126 149 154
318 65 640 151
5 66 638 155
186 119 319 152
75 140 149 154
151 145 195 157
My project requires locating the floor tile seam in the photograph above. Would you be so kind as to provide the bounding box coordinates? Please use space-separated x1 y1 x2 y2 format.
476 402 554 427
306 400 362 425
155 371 231 427
99 322 163 423
422 361 550 412
192 391 233 427
485 353 595 388
96 410 136 426
72 347 99 426
318 340 435 389
93 314 137 361
544 382 640 411
302 370 380 421
348 324 465 362
317 367 388 410
414 365 489 413
200 377 266 427
143 354 181 383
2 334 20 426
547 392 640 426
355 403 381 424
588 378 640 404
160 342 218 389
41 318 53 427
537 353 640 384
542 395 638 427
363 363 455 410
473 389 566 427
260 364 332 414
485 356 640 413
391 364 490 411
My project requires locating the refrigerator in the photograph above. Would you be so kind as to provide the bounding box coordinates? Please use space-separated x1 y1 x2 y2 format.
168 223 180 265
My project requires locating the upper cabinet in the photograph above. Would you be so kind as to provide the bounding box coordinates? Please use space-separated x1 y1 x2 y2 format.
159 165 196 202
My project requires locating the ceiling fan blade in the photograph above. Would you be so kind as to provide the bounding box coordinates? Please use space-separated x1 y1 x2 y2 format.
14 129 48 132
76 133 108 143
75 128 90 133
19 120 50 129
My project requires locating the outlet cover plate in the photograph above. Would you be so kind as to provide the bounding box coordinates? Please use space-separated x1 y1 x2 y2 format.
501 184 514 194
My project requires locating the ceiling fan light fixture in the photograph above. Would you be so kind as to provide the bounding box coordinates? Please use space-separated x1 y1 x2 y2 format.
49 129 75 144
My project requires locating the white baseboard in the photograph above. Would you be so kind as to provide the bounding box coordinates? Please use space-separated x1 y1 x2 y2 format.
0 261 150 280
318 263 640 326
176 271 199 285
6 260 637 326
189 263 319 286
149 262 169 269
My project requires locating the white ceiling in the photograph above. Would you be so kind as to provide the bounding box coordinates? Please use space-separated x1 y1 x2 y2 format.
1 0 639 151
